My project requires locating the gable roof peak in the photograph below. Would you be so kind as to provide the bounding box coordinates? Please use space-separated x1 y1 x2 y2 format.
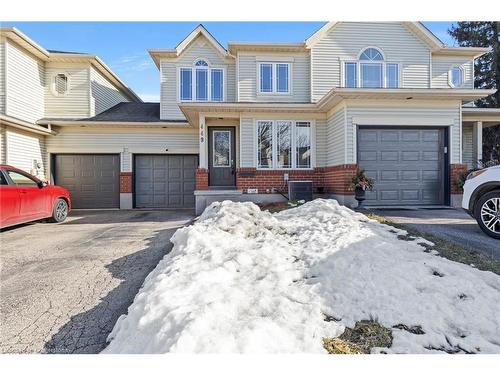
175 24 228 58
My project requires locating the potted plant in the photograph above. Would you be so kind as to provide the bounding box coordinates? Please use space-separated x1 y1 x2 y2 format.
351 168 374 207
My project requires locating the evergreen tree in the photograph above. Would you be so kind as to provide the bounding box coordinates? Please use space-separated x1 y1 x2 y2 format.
449 22 500 162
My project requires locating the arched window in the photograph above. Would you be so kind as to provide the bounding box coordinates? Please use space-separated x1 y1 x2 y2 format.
179 59 224 102
344 47 399 88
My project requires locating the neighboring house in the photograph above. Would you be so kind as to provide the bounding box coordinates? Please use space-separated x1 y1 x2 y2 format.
1 23 500 214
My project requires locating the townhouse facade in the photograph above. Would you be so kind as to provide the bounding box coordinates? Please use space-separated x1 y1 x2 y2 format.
1 23 499 213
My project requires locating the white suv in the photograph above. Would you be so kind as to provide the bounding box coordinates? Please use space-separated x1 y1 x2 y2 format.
462 165 500 239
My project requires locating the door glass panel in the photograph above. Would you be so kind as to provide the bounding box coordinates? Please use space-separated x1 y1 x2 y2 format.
213 130 230 167
6 170 38 187
277 120 292 168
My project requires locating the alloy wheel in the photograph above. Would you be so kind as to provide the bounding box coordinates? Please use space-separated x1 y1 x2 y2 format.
480 197 500 235
55 200 68 222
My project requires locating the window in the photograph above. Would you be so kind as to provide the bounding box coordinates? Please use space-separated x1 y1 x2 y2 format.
211 69 224 102
54 73 68 95
345 62 357 88
386 64 399 88
196 68 208 101
450 66 463 87
257 121 273 168
295 122 311 168
0 172 8 185
180 68 192 101
259 62 290 94
6 170 39 187
277 121 292 168
256 120 311 169
343 47 399 88
260 64 273 93
179 60 224 101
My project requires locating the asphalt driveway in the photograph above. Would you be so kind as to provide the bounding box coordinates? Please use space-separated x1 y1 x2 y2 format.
371 208 500 260
0 209 194 354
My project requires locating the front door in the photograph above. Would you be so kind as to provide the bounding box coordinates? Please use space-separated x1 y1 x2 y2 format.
208 127 236 187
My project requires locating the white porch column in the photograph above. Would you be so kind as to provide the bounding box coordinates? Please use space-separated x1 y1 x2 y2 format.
199 114 207 168
473 121 483 168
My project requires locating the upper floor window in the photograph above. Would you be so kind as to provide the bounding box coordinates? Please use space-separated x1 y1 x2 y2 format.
258 62 290 94
179 59 224 102
449 66 463 87
344 47 399 89
53 73 69 96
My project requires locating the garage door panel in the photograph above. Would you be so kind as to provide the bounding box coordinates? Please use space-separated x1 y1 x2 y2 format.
55 154 120 209
134 155 197 208
358 128 444 206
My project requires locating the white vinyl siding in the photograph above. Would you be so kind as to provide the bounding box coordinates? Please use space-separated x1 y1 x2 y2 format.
0 124 5 163
5 127 47 177
326 108 346 166
4 40 45 123
239 117 255 167
90 66 129 116
345 101 462 164
311 22 431 101
431 56 474 89
238 53 310 102
462 123 474 168
160 34 235 120
315 118 327 167
0 42 5 114
45 63 90 118
46 127 199 173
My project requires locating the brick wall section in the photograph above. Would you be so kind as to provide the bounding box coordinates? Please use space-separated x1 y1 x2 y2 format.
235 165 357 195
119 172 132 193
323 164 358 195
196 168 209 190
450 163 468 194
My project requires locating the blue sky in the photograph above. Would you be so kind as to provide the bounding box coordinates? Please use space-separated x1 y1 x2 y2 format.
3 22 456 101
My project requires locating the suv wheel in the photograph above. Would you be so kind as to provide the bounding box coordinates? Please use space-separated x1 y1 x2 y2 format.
475 190 500 239
50 198 69 223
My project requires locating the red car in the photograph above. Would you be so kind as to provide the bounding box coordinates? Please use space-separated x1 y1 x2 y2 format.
0 165 71 229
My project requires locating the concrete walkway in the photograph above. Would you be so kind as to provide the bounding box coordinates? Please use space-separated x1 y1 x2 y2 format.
0 209 193 354
371 208 500 260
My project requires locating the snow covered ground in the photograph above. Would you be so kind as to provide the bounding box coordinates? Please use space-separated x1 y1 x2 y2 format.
103 199 500 354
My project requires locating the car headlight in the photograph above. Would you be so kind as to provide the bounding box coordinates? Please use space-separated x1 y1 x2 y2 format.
466 169 486 180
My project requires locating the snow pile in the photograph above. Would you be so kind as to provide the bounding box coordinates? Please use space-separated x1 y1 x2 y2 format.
103 199 500 354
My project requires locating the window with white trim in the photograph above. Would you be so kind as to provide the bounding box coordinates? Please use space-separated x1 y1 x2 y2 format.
179 59 224 102
258 62 290 94
53 73 69 95
257 120 311 169
449 66 463 87
343 48 399 88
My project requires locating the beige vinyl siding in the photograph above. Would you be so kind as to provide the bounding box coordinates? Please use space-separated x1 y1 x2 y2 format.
311 22 431 101
237 52 310 102
432 56 474 89
4 40 45 123
160 35 236 120
345 100 462 164
0 41 5 114
47 126 199 172
90 66 129 116
5 126 47 177
462 123 474 168
239 117 254 167
315 118 327 167
44 63 90 119
326 107 346 166
0 124 5 163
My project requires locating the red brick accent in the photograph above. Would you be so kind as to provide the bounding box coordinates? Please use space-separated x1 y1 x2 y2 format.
196 168 209 190
323 164 358 195
450 163 468 194
120 172 132 193
235 165 357 195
